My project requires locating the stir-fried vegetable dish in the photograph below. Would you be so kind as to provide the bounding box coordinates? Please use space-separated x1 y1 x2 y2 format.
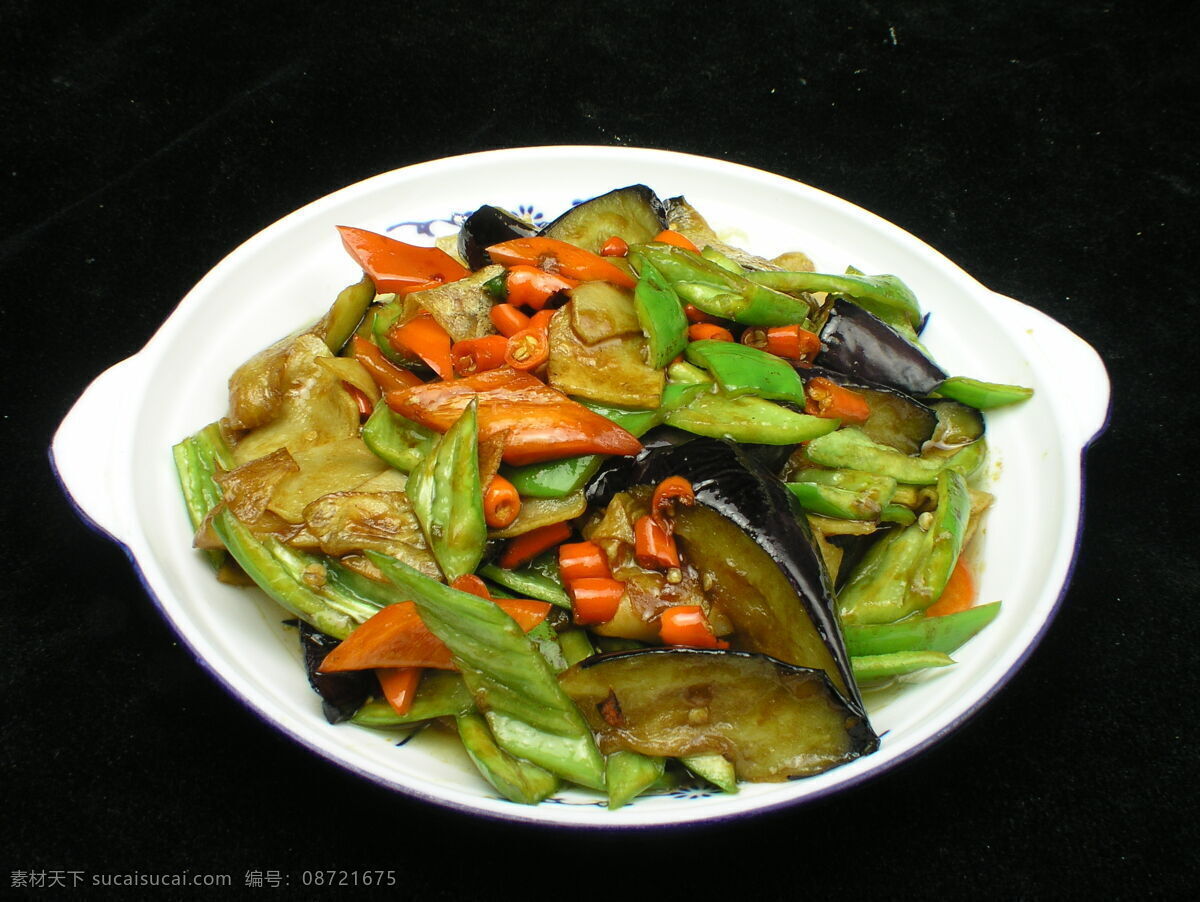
173 185 1033 807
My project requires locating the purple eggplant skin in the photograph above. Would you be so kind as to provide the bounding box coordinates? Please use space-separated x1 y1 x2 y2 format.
457 205 539 270
586 438 866 715
540 184 667 254
561 647 878 778
298 621 374 724
816 298 947 397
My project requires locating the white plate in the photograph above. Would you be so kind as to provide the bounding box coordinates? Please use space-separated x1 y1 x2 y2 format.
51 146 1110 828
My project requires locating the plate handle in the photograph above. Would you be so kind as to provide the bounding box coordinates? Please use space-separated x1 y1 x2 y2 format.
51 354 147 546
989 293 1111 447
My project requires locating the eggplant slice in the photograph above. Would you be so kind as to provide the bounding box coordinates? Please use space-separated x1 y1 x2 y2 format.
816 298 947 396
559 648 877 781
541 184 667 254
801 367 938 455
587 438 866 715
457 205 539 269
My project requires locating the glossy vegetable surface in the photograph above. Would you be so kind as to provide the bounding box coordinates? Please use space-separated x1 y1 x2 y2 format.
173 182 1033 810
559 648 877 781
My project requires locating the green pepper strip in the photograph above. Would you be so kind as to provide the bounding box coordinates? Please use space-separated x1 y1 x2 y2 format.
746 269 923 333
629 244 813 326
935 376 1035 409
406 398 487 583
684 340 808 405
663 383 838 444
842 602 1001 657
633 258 689 368
365 553 607 791
361 400 437 472
501 401 663 499
851 650 954 682
805 427 985 484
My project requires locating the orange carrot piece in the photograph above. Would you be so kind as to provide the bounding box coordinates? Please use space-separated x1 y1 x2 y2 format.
319 598 550 674
385 366 643 466
684 304 724 325
375 666 422 716
659 605 728 649
557 541 611 582
499 521 574 569
319 602 456 672
652 229 700 252
925 558 977 617
483 474 522 529
568 577 625 625
489 303 531 337
688 322 734 343
770 325 821 360
387 313 455 380
450 573 492 599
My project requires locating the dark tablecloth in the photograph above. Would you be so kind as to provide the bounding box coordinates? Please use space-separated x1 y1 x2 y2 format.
4 1 1194 898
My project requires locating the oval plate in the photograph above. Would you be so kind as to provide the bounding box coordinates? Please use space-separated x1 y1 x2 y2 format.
51 146 1109 828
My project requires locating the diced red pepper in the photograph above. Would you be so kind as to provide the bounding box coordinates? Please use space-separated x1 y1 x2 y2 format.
805 376 872 424
451 335 510 376
633 515 680 570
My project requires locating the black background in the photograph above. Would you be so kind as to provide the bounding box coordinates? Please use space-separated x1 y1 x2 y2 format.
4 1 1196 898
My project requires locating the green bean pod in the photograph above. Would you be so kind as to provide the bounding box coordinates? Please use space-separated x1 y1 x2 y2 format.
936 376 1035 409
746 269 923 334
851 650 954 682
663 384 838 444
836 522 928 625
